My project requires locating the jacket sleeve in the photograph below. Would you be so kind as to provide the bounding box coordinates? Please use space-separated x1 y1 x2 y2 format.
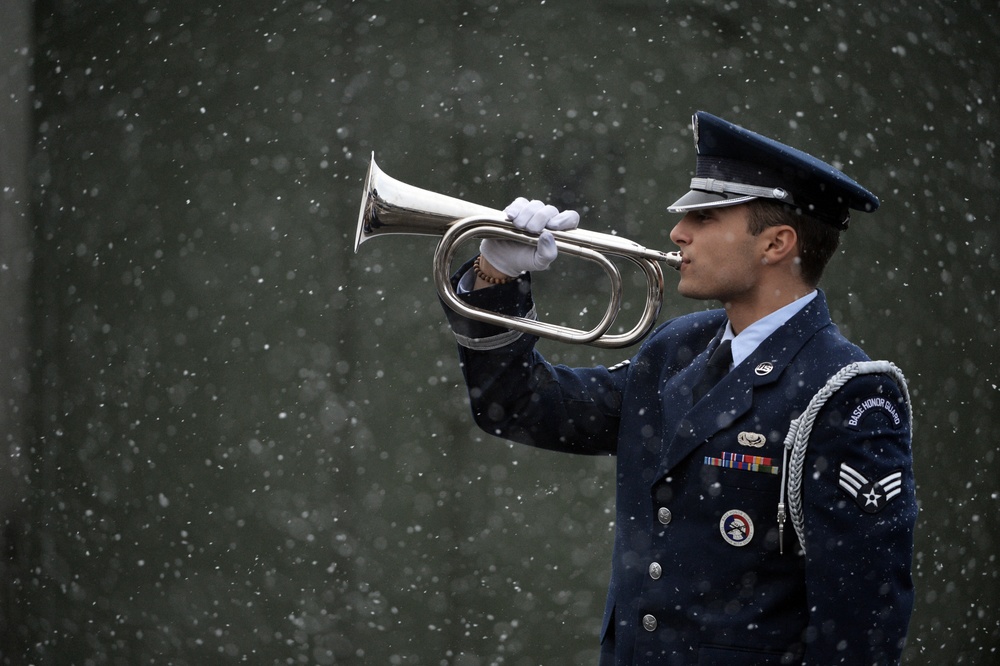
800 372 916 664
440 258 624 455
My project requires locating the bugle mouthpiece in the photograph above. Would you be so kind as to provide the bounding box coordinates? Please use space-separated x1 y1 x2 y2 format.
662 251 682 270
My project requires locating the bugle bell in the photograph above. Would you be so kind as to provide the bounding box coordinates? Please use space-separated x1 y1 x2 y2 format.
355 153 680 349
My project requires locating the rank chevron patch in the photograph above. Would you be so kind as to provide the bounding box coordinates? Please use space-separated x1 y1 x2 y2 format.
838 463 903 513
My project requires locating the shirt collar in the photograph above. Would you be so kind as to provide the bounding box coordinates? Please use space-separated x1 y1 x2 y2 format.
723 290 817 367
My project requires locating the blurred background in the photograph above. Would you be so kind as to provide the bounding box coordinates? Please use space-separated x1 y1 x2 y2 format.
1 0 997 663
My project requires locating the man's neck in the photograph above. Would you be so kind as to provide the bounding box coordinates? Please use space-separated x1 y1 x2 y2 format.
723 280 813 334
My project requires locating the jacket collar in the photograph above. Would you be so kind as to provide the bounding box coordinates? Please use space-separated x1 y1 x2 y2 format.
657 290 835 474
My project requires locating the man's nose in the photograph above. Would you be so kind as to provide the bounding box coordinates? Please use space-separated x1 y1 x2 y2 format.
669 215 690 246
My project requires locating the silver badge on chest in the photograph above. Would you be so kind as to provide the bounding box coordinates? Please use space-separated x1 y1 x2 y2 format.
720 509 754 547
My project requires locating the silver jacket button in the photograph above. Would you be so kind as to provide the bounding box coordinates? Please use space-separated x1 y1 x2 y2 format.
642 614 657 632
648 562 662 580
657 507 672 525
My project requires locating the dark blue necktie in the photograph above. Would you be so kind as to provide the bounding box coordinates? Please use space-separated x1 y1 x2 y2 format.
694 339 733 402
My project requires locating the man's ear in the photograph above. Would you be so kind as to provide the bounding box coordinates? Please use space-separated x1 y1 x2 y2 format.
761 225 798 264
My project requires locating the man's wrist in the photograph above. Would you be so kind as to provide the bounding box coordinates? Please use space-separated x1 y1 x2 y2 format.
473 255 516 289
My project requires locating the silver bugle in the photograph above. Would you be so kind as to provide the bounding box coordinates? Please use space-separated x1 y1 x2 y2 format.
356 153 681 348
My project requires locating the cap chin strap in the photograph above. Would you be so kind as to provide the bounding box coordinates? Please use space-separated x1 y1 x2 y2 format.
690 177 795 205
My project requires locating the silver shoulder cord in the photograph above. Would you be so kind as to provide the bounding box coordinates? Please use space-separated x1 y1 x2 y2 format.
777 360 912 555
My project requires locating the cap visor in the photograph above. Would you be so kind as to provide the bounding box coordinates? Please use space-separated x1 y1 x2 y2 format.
667 190 756 213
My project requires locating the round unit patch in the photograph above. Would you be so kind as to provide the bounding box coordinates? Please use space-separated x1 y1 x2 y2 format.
719 510 754 547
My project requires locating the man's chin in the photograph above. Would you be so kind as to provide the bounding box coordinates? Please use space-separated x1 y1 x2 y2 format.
675 282 712 302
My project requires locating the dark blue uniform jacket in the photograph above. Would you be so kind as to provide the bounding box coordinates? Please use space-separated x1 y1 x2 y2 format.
444 262 916 666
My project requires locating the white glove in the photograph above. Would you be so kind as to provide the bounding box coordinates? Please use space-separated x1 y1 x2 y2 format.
480 198 581 276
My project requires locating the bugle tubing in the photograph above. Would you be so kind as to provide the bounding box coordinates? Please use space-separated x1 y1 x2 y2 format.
356 154 680 348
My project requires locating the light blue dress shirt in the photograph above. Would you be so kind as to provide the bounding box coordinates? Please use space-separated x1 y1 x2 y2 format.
722 290 818 368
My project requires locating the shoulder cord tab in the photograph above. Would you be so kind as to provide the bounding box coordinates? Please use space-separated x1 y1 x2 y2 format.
777 360 911 555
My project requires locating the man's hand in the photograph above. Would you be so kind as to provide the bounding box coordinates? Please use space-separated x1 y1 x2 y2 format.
478 198 581 281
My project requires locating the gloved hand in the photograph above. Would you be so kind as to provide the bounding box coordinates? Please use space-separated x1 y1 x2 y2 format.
480 198 581 277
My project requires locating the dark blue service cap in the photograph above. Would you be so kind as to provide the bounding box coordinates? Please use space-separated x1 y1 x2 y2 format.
667 111 879 229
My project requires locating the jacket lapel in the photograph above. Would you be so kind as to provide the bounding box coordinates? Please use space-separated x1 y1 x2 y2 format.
658 292 835 475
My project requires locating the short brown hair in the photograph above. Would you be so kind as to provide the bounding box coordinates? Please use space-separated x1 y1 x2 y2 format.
745 199 841 286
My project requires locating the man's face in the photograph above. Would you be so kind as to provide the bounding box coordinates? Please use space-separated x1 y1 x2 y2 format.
668 204 766 305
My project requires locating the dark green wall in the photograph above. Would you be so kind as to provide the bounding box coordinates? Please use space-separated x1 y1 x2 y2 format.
2 0 997 663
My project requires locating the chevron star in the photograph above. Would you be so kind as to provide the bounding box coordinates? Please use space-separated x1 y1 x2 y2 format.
863 487 883 507
839 463 903 514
